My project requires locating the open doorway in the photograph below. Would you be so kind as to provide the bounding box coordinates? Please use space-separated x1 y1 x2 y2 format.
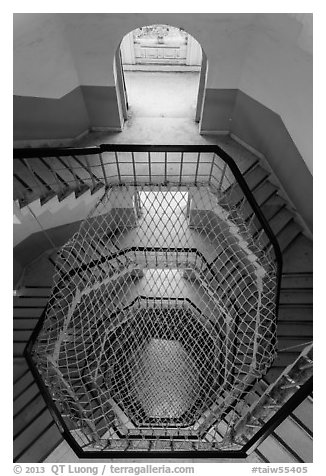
116 25 207 125
138 190 189 215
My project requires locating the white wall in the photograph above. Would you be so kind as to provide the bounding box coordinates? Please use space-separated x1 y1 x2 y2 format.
13 13 252 95
13 13 80 98
238 14 313 172
60 13 253 88
13 13 312 172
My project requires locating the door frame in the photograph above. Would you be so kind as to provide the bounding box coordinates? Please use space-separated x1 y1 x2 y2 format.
115 32 208 128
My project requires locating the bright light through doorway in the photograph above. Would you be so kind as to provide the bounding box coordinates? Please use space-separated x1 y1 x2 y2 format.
139 191 189 213
120 25 202 120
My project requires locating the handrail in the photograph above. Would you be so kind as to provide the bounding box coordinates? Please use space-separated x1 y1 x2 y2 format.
14 146 101 158
243 377 313 455
14 143 282 275
17 143 293 458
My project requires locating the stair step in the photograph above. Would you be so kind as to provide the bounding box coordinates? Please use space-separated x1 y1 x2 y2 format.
13 297 49 308
251 200 287 232
14 394 47 437
278 306 312 321
282 234 313 273
257 433 299 463
259 212 294 249
260 194 286 217
42 156 77 193
279 290 313 305
281 273 313 289
244 164 270 191
252 180 278 204
14 371 35 400
13 159 47 202
274 417 313 462
24 158 62 196
13 307 44 318
13 358 29 383
14 318 39 330
60 155 93 190
14 342 28 357
14 175 30 203
13 329 34 344
14 382 40 417
14 407 54 459
238 187 277 222
277 321 312 338
276 222 302 253
220 163 265 207
268 209 294 236
21 287 52 297
292 398 313 434
14 417 62 463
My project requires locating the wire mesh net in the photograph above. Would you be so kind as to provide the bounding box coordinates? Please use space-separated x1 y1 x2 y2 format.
30 164 278 452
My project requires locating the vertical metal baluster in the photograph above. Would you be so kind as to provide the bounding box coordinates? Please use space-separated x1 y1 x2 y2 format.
186 192 191 219
194 152 200 185
179 152 184 185
208 153 215 185
115 151 121 185
218 162 227 192
148 151 152 184
131 152 137 185
99 152 108 188
164 151 168 184
83 155 97 192
66 156 81 194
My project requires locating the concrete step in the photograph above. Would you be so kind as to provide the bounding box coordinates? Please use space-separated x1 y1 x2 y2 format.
273 416 313 462
278 305 313 321
256 433 300 463
279 289 313 305
14 418 63 463
281 273 313 289
14 370 35 400
292 398 313 434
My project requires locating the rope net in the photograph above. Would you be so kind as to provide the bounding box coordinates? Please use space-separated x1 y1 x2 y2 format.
31 172 278 452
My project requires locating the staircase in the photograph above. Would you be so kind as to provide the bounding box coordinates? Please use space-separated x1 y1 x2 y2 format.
13 141 312 462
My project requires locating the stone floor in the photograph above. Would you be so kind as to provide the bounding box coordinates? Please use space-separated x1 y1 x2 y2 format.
123 71 200 120
75 71 219 147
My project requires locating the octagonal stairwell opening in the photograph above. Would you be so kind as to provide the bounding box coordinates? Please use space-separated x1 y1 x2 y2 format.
25 148 280 455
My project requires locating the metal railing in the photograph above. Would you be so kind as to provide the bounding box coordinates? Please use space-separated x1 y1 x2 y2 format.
14 143 282 269
13 143 311 459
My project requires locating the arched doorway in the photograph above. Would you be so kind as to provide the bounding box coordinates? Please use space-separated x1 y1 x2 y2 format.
114 24 208 128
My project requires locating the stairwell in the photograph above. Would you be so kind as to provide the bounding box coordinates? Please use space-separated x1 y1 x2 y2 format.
13 139 312 462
